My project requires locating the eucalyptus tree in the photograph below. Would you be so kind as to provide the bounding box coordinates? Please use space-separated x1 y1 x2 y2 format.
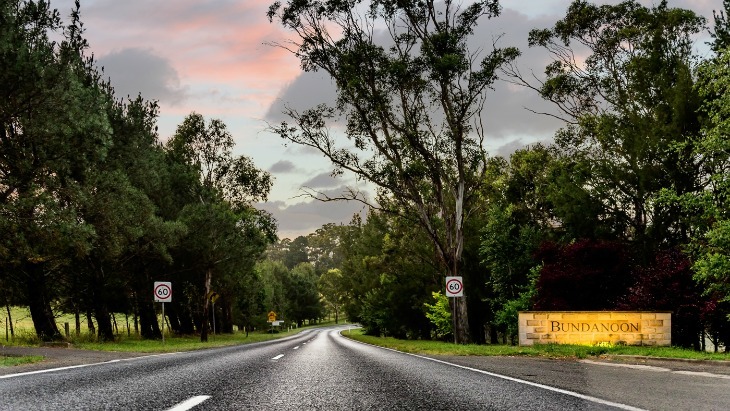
507 0 705 255
268 0 518 343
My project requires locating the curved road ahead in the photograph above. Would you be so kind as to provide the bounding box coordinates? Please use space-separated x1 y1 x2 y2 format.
1 326 727 410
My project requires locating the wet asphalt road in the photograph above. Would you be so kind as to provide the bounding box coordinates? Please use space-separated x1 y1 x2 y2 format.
0 325 627 410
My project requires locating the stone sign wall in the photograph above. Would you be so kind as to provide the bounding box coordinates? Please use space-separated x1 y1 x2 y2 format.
518 311 671 346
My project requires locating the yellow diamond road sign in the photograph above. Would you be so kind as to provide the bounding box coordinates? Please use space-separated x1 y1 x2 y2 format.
268 311 277 322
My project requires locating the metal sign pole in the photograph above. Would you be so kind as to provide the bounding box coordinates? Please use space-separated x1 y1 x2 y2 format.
452 297 457 344
212 302 216 337
161 302 165 345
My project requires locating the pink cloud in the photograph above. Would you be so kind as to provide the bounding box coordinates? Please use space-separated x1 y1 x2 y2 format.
63 0 302 114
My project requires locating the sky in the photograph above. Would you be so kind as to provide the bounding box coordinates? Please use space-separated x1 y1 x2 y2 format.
48 0 720 239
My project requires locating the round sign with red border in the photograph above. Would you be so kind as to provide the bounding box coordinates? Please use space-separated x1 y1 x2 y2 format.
154 281 172 303
445 276 463 297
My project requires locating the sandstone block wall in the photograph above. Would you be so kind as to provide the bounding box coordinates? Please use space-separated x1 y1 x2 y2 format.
518 311 671 346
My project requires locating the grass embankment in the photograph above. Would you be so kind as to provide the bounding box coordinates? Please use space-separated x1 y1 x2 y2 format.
344 329 730 361
1 306 340 366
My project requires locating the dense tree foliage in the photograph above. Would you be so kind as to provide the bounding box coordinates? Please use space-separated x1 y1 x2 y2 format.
1 1 275 342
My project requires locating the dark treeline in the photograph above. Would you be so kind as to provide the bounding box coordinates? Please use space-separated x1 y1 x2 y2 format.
1 0 276 342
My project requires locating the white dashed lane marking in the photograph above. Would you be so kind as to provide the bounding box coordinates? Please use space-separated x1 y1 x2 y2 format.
271 354 284 360
166 395 211 411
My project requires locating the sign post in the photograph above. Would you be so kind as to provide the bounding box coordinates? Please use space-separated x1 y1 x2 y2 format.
268 311 277 333
206 291 220 336
445 276 463 344
154 282 172 344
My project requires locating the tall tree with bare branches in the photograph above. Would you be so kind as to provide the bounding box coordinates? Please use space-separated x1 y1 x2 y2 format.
267 0 518 343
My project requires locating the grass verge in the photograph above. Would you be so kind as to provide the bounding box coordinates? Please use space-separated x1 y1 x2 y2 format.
1 355 44 367
343 329 730 361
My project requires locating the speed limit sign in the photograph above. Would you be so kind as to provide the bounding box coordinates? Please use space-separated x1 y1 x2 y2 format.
445 276 463 297
154 281 172 303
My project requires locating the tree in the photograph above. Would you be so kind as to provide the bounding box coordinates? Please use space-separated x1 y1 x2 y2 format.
166 113 274 341
336 209 440 338
0 0 111 340
319 268 346 323
286 263 323 326
688 4 730 308
283 236 309 269
268 0 519 343
508 0 705 254
617 248 712 349
307 223 346 274
533 240 634 311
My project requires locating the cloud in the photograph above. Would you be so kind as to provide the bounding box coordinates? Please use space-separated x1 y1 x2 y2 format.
98 48 188 104
301 172 342 189
268 160 297 173
257 192 369 240
265 71 339 122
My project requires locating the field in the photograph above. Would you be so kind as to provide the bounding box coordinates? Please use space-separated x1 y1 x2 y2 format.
0 306 334 351
2 306 130 344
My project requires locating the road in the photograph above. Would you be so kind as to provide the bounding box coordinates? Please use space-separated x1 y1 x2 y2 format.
0 325 728 410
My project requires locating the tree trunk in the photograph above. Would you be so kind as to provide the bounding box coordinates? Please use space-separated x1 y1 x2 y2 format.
112 313 119 335
74 307 81 336
452 295 471 344
6 304 14 338
221 300 234 334
200 267 212 342
135 292 160 339
86 309 96 335
25 263 62 341
91 280 115 341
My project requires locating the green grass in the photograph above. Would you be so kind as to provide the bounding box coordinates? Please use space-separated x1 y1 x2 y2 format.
0 306 346 367
0 355 44 367
71 327 307 353
344 329 730 361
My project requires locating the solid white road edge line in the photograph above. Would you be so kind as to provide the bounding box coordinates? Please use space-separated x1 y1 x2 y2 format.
339 331 646 411
165 395 211 411
579 360 671 372
0 352 182 380
581 360 730 379
272 354 285 360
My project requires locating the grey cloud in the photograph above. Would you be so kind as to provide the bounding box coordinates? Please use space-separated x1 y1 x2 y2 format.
493 137 553 158
257 191 369 239
97 48 188 105
301 172 342 189
269 160 297 173
265 71 338 122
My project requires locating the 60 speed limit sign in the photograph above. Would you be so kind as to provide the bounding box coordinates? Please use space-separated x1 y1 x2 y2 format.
153 281 172 303
445 276 464 297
